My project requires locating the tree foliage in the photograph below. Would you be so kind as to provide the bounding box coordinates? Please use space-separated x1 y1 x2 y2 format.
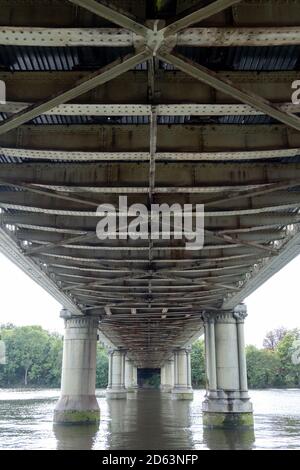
96 345 109 388
276 330 300 386
190 329 300 389
0 325 299 390
0 325 109 388
191 339 205 387
0 325 62 387
246 345 282 388
246 328 300 388
263 327 288 351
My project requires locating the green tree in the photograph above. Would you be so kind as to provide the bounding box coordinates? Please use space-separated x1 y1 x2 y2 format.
0 325 63 387
246 345 281 388
41 333 63 387
276 329 300 387
0 325 111 389
263 327 288 351
191 339 205 388
96 345 109 388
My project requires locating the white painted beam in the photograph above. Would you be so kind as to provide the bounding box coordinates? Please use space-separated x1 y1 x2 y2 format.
1 147 299 162
0 27 134 47
3 26 300 47
2 101 299 116
177 27 300 47
1 201 299 216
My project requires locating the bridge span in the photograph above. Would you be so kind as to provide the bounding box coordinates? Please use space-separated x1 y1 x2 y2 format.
1 0 300 428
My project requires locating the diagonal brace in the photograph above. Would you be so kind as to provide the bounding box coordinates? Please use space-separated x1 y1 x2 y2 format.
0 50 150 136
158 51 300 132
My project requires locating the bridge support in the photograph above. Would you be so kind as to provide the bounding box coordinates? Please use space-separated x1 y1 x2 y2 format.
54 316 100 425
106 349 127 399
160 356 174 392
172 348 193 400
202 304 253 429
125 356 138 396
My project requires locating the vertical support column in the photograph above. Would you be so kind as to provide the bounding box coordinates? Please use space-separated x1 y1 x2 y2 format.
132 365 139 390
106 349 127 399
203 314 218 398
166 355 174 392
107 348 112 390
202 304 253 429
54 314 100 424
160 364 166 391
132 364 138 389
172 348 193 400
160 356 174 392
125 356 138 396
234 305 249 399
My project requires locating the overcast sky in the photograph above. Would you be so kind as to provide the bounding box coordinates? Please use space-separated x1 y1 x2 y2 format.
0 252 299 347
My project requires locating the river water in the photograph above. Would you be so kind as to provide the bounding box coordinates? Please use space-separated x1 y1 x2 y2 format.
0 389 299 450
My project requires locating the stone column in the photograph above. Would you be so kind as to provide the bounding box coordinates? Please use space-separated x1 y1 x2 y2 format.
132 365 139 390
106 349 127 399
165 356 175 392
132 364 138 389
160 364 166 391
54 315 100 424
172 348 193 400
160 356 174 392
202 304 253 428
203 314 218 398
234 305 249 399
125 356 138 396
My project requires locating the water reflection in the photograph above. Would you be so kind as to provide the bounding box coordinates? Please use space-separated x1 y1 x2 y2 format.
107 391 194 450
53 423 99 450
0 389 300 450
203 428 255 450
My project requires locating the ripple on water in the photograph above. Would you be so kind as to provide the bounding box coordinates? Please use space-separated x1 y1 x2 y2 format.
0 388 299 450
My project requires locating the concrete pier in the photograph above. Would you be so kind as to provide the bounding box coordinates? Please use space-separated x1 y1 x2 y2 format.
172 348 193 400
106 349 127 399
160 356 174 392
125 356 138 396
54 315 100 424
202 304 253 428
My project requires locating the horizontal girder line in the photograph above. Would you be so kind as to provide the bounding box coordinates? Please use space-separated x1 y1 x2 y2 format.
2 27 300 47
1 124 300 155
2 101 299 117
1 202 299 216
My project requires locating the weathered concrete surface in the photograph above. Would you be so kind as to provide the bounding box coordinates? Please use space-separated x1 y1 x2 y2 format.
203 411 254 429
54 316 100 424
106 349 127 399
172 348 193 400
202 306 253 428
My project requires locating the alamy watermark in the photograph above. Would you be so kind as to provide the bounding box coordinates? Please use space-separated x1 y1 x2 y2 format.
0 80 6 105
291 80 300 105
96 196 204 250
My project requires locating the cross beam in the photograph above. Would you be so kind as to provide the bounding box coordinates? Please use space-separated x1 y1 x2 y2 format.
158 51 300 132
0 51 150 136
